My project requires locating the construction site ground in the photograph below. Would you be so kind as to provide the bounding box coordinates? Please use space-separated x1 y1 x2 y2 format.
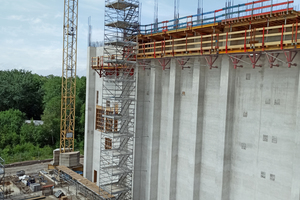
3 158 85 200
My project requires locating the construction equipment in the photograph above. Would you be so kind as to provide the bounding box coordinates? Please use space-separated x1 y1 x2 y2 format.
60 0 78 153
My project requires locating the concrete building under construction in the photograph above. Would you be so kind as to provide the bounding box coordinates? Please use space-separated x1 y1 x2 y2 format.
83 0 300 199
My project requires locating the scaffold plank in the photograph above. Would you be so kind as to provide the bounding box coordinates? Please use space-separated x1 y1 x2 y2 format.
56 165 114 199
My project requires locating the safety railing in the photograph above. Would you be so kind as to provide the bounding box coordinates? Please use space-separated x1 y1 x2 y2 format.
138 0 294 35
137 22 299 58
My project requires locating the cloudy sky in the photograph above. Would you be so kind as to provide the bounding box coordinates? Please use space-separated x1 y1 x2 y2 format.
0 0 299 77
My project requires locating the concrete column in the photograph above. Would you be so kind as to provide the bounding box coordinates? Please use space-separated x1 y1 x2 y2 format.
145 60 162 200
190 58 206 200
291 64 300 200
215 55 235 200
84 47 96 181
133 66 146 200
165 58 181 200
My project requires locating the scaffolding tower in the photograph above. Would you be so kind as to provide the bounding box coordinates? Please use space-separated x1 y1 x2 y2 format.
0 157 4 200
98 0 139 199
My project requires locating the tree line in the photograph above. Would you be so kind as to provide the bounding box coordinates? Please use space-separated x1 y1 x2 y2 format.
0 69 86 164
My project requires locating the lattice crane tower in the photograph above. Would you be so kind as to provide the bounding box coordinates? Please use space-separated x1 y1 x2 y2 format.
60 0 78 153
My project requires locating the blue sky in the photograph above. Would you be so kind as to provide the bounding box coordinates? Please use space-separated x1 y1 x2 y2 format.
0 0 299 76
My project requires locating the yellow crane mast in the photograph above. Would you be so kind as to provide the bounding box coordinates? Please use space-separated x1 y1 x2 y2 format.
60 0 78 153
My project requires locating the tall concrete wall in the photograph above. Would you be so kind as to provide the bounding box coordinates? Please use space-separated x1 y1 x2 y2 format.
132 53 300 200
84 46 103 184
84 48 300 199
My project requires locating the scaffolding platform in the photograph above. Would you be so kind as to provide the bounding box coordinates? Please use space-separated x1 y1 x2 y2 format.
137 14 300 59
102 132 134 138
102 166 131 176
103 79 135 83
105 0 138 10
102 149 132 157
102 183 129 195
104 59 136 65
103 96 135 101
105 40 137 47
105 21 134 29
102 114 123 119
56 165 114 199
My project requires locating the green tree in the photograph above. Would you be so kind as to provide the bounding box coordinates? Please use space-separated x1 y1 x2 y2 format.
0 70 44 119
20 120 45 146
0 109 25 148
75 76 86 142
40 75 62 146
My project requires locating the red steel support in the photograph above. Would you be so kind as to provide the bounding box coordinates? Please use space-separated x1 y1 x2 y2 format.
283 51 297 68
244 30 247 52
157 58 171 70
292 23 294 44
154 41 156 58
138 60 151 70
200 35 203 55
262 27 265 51
186 37 188 53
187 16 193 29
176 58 190 69
205 55 218 69
295 21 298 45
216 34 219 51
162 21 169 32
211 34 213 52
161 40 165 56
248 53 262 68
226 32 229 53
172 39 175 56
281 24 284 50
265 53 279 68
230 55 243 69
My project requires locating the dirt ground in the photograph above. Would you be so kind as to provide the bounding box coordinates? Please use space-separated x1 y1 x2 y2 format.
5 158 83 177
5 162 51 177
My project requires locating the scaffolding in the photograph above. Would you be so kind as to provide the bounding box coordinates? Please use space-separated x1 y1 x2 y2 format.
0 157 4 200
137 0 300 70
54 166 113 200
90 0 300 199
95 0 139 199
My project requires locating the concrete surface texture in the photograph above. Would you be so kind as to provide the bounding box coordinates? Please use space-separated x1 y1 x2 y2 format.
84 47 104 183
59 152 80 168
84 46 300 200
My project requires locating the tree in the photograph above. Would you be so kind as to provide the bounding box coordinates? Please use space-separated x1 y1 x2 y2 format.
40 75 62 146
20 120 45 146
0 109 25 148
75 76 86 142
0 70 44 119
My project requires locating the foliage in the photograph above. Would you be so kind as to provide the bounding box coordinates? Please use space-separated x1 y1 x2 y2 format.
0 109 25 148
0 70 86 164
0 70 44 119
0 143 53 164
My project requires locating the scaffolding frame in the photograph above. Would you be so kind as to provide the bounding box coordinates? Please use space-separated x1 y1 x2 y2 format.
95 0 139 199
54 167 111 200
0 157 4 200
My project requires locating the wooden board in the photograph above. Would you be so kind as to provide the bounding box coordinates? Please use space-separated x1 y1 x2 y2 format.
56 165 114 199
